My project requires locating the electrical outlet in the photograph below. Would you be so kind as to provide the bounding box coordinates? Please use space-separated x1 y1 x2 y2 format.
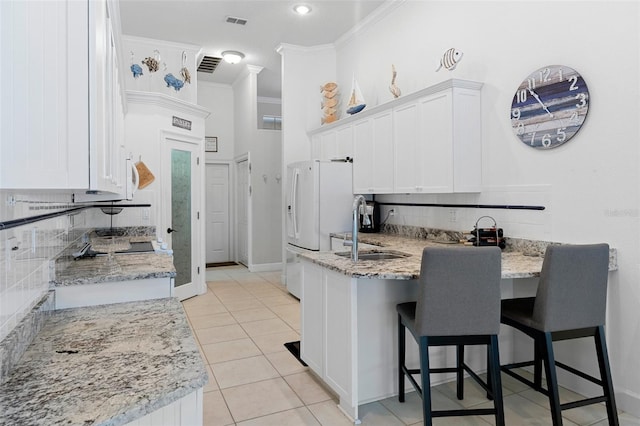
449 209 457 223
389 208 396 216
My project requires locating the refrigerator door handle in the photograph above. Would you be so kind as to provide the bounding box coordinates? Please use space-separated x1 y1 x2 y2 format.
291 168 300 240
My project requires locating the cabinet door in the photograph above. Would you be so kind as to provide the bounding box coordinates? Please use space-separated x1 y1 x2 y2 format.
335 124 353 160
88 0 124 194
353 111 393 194
393 102 420 193
416 92 454 192
324 268 354 401
319 130 337 161
300 261 324 375
352 119 374 193
0 0 89 189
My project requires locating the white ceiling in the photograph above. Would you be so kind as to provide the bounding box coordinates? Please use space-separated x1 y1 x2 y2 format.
118 0 386 99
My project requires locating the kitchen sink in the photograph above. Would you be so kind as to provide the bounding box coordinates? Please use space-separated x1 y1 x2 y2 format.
335 250 410 261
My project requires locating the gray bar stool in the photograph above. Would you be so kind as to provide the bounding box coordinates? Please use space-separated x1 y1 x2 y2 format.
397 246 505 426
501 243 618 425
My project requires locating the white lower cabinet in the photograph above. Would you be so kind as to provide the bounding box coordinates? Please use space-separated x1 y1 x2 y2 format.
124 388 203 426
55 277 174 310
301 261 356 417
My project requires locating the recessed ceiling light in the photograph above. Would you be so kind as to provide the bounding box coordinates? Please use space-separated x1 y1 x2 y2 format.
221 50 245 64
293 4 312 15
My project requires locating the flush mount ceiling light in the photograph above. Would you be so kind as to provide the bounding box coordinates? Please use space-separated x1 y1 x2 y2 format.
293 4 312 15
221 50 245 64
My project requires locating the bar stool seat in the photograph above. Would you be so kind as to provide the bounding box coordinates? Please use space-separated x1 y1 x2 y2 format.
397 246 505 426
501 243 618 426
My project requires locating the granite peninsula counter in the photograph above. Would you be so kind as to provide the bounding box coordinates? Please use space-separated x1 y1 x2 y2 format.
301 232 618 279
0 297 208 426
297 231 617 423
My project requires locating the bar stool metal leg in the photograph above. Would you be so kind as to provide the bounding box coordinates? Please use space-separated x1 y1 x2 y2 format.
595 326 619 426
419 336 433 426
541 333 563 426
398 313 406 403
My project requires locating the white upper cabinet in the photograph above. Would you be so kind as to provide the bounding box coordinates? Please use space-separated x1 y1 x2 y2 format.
312 123 353 162
308 79 483 194
0 0 126 194
353 111 394 194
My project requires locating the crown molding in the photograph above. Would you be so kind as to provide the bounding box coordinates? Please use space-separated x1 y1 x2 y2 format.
126 90 210 118
335 0 407 48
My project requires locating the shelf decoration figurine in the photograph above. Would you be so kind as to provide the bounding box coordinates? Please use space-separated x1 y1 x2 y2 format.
321 82 339 125
389 64 401 98
346 75 366 115
180 51 191 84
164 73 184 91
130 51 143 78
436 47 463 71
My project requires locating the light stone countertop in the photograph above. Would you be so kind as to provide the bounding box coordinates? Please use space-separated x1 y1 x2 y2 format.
0 298 207 426
53 252 176 287
301 232 617 280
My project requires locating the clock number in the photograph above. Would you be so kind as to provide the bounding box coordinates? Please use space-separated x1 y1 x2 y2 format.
542 134 552 148
539 67 551 83
512 108 521 120
529 132 536 145
527 78 536 90
575 93 587 108
516 89 527 103
568 75 579 91
516 122 525 135
556 128 567 143
570 111 578 122
558 68 564 82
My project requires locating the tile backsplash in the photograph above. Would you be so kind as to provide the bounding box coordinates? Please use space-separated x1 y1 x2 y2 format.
0 190 148 342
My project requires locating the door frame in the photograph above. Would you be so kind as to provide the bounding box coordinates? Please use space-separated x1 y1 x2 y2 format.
160 129 206 300
234 153 251 267
205 160 234 265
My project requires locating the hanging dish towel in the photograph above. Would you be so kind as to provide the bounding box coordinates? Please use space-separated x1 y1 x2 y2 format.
135 159 155 189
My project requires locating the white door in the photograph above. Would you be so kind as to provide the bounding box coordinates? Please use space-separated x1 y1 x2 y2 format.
162 132 203 301
236 156 250 266
205 163 230 264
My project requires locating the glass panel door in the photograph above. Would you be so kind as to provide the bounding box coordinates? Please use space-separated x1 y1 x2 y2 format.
171 148 192 288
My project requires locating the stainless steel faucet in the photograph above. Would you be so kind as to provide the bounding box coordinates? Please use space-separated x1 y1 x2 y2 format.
344 195 370 262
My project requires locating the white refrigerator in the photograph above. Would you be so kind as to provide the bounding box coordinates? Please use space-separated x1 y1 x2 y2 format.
285 160 353 297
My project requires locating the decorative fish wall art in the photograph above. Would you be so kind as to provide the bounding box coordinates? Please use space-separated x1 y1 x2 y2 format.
436 48 463 71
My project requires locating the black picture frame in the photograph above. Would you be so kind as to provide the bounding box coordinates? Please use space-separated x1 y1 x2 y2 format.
205 136 218 152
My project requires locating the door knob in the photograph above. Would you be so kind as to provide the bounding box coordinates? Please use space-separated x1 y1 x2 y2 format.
167 227 178 234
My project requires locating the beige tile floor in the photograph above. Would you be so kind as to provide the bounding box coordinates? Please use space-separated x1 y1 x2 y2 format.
182 265 640 426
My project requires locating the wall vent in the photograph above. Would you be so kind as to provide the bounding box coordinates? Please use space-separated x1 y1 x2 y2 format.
197 56 221 73
225 16 248 25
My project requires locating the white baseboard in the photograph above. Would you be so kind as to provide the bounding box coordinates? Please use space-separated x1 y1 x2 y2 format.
616 388 640 418
248 262 282 272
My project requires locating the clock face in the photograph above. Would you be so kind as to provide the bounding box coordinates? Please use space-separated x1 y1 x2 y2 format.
511 65 589 149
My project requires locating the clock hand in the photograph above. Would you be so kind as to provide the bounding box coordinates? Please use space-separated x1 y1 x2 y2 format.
527 88 554 118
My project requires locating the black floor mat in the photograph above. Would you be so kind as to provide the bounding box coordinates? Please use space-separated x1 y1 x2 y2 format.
284 341 307 367
206 262 238 268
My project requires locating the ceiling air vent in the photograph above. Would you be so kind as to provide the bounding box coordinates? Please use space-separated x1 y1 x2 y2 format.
225 16 248 25
197 56 221 74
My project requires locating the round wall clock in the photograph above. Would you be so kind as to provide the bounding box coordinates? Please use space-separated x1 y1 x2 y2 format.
510 65 589 149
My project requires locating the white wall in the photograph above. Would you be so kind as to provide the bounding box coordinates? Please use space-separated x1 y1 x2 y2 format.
232 66 283 270
281 0 640 415
198 82 235 161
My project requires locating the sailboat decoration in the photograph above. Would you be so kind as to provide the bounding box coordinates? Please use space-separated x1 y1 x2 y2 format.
346 74 366 115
